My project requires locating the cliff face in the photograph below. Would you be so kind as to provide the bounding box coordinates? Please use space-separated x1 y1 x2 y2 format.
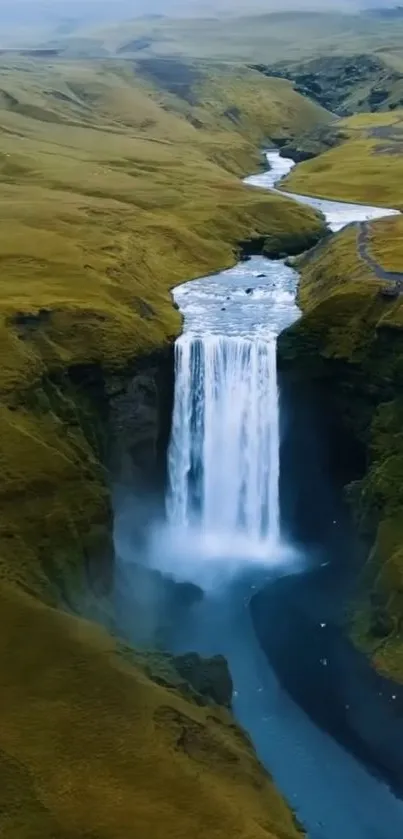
0 55 327 602
278 216 403 682
1 582 306 839
0 56 328 837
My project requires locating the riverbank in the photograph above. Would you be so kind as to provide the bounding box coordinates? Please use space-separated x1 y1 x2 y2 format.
279 212 403 685
0 58 333 839
136 150 403 839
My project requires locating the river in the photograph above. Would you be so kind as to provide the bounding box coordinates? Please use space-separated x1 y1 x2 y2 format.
118 152 403 838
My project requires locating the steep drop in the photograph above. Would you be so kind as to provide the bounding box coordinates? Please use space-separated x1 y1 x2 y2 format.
157 152 403 839
168 334 280 548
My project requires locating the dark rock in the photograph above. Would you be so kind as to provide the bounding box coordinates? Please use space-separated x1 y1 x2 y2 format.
133 297 155 319
253 54 402 117
245 288 253 295
380 284 400 300
173 652 233 708
114 559 204 649
109 347 174 495
257 273 267 278
12 307 52 330
223 105 241 124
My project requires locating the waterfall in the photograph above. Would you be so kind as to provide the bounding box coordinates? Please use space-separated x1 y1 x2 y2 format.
167 332 280 554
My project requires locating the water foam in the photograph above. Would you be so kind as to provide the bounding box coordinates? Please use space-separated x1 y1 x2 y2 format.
167 333 280 556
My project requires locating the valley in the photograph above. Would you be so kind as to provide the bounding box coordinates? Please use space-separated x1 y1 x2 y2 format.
2 5 403 838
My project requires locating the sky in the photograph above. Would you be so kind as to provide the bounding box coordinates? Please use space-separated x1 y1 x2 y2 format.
0 0 397 29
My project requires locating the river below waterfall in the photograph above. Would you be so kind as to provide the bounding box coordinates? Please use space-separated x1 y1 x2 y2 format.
116 152 403 838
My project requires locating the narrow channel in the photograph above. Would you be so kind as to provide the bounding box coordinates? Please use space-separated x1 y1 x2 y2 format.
117 152 403 838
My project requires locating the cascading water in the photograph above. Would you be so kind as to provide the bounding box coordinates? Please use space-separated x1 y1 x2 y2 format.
115 151 403 839
167 333 280 548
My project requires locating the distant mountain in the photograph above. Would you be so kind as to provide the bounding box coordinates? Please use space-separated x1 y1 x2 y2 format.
0 0 400 30
0 0 400 49
362 4 403 16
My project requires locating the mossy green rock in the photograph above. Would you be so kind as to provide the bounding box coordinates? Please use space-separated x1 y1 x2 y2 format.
279 222 403 682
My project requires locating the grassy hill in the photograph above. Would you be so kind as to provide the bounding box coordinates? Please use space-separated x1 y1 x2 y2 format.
0 581 305 839
54 10 403 64
279 106 403 682
279 211 403 683
0 54 327 836
0 55 329 592
253 54 403 117
282 109 403 208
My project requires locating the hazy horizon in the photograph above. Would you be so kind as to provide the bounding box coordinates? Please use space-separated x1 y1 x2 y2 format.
0 0 398 27
0 0 399 51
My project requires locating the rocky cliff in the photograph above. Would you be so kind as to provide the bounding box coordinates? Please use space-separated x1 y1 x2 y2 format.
278 215 403 683
0 55 326 837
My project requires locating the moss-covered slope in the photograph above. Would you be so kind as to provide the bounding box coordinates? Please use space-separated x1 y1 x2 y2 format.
282 110 403 208
254 54 403 117
279 215 403 683
0 55 326 836
0 56 326 597
0 582 303 839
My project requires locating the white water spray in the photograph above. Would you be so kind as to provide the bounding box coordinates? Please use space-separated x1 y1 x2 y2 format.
167 332 280 554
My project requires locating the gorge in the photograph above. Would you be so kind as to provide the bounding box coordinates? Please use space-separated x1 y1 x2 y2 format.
116 152 403 839
6 19 403 836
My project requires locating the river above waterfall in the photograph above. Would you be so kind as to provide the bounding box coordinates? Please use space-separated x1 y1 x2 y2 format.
245 151 399 232
117 152 403 839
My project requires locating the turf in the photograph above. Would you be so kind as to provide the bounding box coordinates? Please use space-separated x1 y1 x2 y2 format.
281 216 403 682
0 581 303 839
0 56 327 593
0 54 325 836
281 110 403 208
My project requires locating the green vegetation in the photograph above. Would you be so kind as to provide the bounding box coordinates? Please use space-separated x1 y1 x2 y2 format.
0 53 326 836
253 54 403 117
0 581 304 839
282 110 403 208
279 215 403 682
0 55 327 594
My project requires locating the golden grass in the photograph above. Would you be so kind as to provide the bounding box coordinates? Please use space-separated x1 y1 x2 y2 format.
282 110 403 209
297 218 403 335
286 219 403 682
298 214 403 320
0 56 326 593
0 54 326 836
0 582 302 839
368 215 403 272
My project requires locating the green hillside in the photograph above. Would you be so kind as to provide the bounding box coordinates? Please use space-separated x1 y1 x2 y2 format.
0 53 327 837
57 10 403 64
280 210 403 683
282 109 403 208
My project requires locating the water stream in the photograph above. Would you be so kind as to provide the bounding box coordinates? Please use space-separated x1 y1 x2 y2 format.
120 152 403 837
168 335 281 544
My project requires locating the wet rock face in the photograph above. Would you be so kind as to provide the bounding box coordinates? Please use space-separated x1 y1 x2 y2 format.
108 346 174 509
173 652 233 708
251 571 403 796
115 559 203 649
238 225 326 261
252 54 403 117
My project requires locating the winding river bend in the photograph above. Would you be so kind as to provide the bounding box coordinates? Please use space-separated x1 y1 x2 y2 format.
121 153 403 838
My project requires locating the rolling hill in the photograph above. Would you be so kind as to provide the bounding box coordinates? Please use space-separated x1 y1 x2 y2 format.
0 53 327 837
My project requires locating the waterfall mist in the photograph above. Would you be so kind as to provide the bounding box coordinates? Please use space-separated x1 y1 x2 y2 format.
151 329 296 589
146 259 304 589
111 152 403 839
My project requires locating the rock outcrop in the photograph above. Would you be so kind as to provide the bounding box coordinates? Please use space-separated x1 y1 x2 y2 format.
278 220 403 683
